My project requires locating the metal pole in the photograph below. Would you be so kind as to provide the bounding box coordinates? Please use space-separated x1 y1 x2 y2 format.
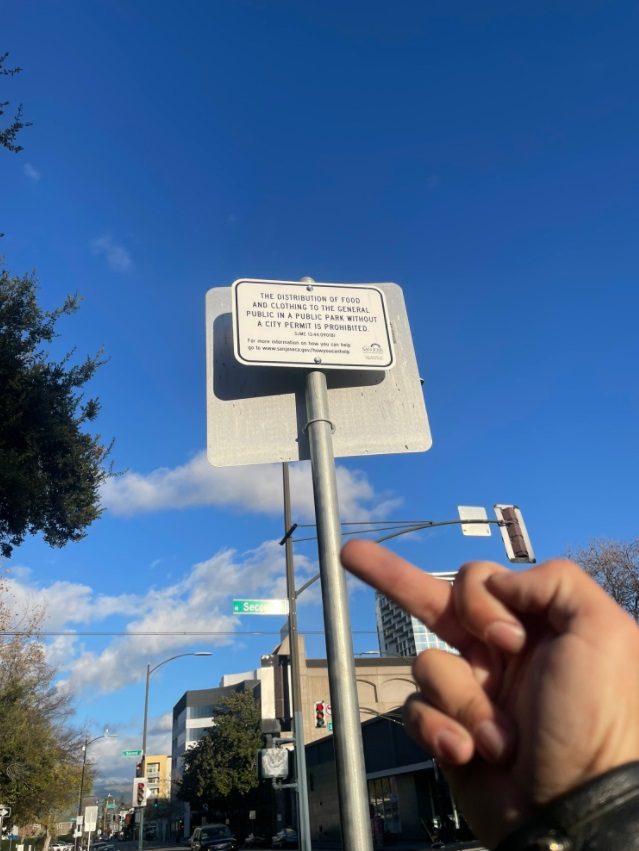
75 741 87 851
304 360 373 851
138 654 209 847
138 664 150 851
282 463 312 851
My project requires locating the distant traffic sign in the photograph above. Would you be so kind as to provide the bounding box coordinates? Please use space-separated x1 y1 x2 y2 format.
0 806 11 818
122 749 143 757
233 599 289 616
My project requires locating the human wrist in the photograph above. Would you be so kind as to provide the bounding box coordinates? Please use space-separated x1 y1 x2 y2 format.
493 761 639 851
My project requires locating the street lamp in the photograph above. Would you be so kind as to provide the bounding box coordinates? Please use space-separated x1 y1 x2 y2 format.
138 652 212 851
75 729 116 851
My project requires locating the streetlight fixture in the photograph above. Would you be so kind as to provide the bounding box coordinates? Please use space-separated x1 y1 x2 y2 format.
138 652 212 851
75 729 116 851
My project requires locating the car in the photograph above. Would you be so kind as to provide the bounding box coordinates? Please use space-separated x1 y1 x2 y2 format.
51 843 72 851
244 834 268 849
190 825 239 851
91 842 115 851
271 829 298 849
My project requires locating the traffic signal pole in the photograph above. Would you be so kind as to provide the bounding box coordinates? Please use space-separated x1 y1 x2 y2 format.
304 363 373 851
282 462 312 851
138 663 151 851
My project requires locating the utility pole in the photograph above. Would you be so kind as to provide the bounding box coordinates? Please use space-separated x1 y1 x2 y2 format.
282 462 312 851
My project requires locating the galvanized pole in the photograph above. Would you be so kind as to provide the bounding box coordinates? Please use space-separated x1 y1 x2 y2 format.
138 664 151 851
282 462 312 851
301 275 373 851
75 741 88 851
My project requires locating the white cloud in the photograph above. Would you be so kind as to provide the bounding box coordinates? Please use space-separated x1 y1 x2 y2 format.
5 539 318 699
4 527 380 778
90 234 132 272
24 163 41 182
102 451 401 522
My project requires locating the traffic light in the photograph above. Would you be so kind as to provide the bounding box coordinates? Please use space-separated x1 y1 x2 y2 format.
132 778 148 808
315 701 326 728
494 505 535 563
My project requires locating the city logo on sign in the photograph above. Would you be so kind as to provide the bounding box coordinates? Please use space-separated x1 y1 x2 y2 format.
361 342 386 361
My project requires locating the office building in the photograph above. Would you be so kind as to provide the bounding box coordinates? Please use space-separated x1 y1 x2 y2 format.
375 572 459 656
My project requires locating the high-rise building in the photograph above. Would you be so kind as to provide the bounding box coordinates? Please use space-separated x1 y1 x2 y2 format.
375 571 459 656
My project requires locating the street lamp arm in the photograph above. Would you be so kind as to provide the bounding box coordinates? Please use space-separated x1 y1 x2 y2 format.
84 729 116 749
148 651 211 678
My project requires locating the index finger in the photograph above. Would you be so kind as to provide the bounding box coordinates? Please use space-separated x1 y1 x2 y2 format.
341 539 527 654
341 538 467 649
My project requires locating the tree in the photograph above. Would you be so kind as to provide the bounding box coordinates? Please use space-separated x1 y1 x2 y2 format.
0 580 87 830
1 53 31 154
567 538 639 621
178 690 263 815
0 266 113 558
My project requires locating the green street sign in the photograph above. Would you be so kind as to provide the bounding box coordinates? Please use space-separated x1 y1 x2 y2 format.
122 749 143 757
232 598 289 616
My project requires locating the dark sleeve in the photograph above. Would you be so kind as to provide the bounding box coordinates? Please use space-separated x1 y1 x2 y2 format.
493 761 639 851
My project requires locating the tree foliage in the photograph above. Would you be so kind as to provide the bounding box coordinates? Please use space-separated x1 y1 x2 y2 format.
0 266 113 558
0 579 87 827
1 53 31 154
178 690 263 813
567 538 639 621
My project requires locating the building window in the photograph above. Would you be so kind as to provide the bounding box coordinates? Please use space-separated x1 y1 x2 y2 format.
187 726 212 743
187 704 215 720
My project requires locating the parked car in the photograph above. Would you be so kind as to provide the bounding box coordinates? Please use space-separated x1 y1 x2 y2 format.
244 834 268 849
51 843 73 851
191 825 239 851
91 841 115 851
272 828 298 849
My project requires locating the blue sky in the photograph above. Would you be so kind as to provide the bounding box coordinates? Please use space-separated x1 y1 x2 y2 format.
2 0 638 787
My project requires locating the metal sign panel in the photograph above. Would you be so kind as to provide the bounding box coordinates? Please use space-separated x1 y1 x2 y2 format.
206 282 431 466
458 506 492 536
232 279 394 370
233 598 289 615
122 749 143 757
84 806 98 830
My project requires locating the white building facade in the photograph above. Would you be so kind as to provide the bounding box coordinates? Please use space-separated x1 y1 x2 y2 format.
375 571 459 656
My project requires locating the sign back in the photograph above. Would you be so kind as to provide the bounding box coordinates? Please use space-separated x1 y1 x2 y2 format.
206 281 431 466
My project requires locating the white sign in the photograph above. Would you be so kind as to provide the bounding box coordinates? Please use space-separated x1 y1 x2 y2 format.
84 805 98 831
206 283 431 466
458 506 491 537
232 279 395 370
